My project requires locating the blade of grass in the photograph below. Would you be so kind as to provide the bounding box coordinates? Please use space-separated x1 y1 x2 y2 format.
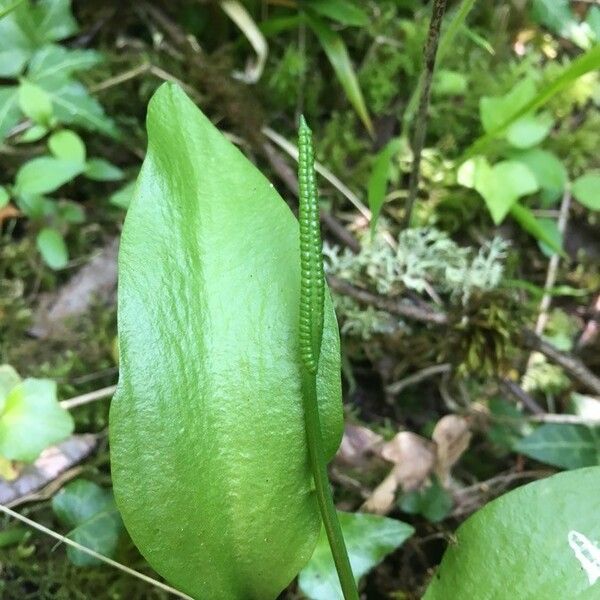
510 203 567 258
463 44 600 160
305 12 374 136
367 138 402 236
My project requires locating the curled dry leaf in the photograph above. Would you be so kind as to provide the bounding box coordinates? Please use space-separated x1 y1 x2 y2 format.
336 424 384 468
432 415 472 486
362 432 435 515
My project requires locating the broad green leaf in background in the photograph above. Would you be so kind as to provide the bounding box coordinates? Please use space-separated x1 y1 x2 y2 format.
48 129 86 162
0 86 20 140
0 376 73 461
433 69 468 97
464 44 600 159
298 512 414 600
531 0 594 50
424 467 600 599
572 171 600 210
18 78 52 124
535 218 562 257
505 113 553 149
36 227 68 269
15 156 83 196
109 83 344 600
52 479 123 566
303 0 368 27
109 180 135 209
13 0 77 47
305 13 374 136
588 7 600 40
479 78 536 134
515 424 600 469
28 45 103 88
17 123 47 142
399 478 453 523
510 203 565 256
512 148 567 206
0 0 77 78
85 158 124 181
368 138 402 236
0 186 9 208
571 393 600 420
46 81 119 138
57 200 84 224
458 157 539 224
0 364 21 409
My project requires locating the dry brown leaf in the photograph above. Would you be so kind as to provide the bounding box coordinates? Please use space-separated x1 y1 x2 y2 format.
0 434 98 507
336 424 384 468
362 432 435 515
432 414 471 485
0 203 20 226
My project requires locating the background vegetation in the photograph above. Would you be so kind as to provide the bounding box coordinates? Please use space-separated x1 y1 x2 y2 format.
1 0 599 598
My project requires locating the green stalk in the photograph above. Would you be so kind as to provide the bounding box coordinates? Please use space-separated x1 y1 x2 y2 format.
301 372 358 600
298 116 359 600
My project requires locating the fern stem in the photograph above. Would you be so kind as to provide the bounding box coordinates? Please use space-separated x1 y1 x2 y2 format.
298 116 358 600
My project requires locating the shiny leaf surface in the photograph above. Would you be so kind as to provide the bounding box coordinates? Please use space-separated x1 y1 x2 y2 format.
109 83 344 600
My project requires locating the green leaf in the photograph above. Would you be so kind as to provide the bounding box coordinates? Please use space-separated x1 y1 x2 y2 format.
57 200 84 224
479 78 536 134
535 218 562 257
48 129 85 162
18 79 52 124
515 424 600 469
52 479 123 566
0 364 21 411
588 7 600 40
572 171 600 210
305 13 373 136
298 512 413 600
367 138 402 236
0 186 9 208
13 0 77 46
424 467 600 599
505 113 553 149
45 80 119 138
509 203 565 256
0 86 20 140
433 69 468 97
28 44 102 88
15 156 83 196
109 180 136 209
302 0 368 27
36 227 68 269
0 10 32 77
512 148 567 206
0 377 73 461
465 45 600 159
17 123 48 143
531 0 593 49
459 157 538 224
85 158 124 181
399 478 453 523
109 83 344 600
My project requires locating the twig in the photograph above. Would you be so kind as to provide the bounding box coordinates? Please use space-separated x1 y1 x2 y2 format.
60 385 117 410
498 378 545 415
528 413 600 426
262 126 370 218
534 189 571 335
403 0 448 226
386 363 452 395
0 504 194 599
90 62 151 93
522 329 600 395
327 275 449 325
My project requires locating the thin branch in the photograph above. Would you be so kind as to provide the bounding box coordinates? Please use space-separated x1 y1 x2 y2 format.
529 413 600 426
0 504 193 600
534 189 571 335
403 0 448 226
387 363 452 395
498 378 545 415
327 275 449 325
60 385 117 410
522 329 600 395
